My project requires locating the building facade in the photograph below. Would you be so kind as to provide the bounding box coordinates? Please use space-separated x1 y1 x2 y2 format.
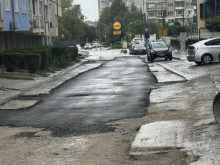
98 0 143 15
0 0 62 52
98 0 112 14
197 0 220 38
146 0 196 26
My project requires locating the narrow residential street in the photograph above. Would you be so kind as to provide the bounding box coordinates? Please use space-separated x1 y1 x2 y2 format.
0 49 219 165
0 55 157 136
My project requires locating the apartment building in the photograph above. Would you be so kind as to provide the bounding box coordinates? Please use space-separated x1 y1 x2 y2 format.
197 0 220 38
146 0 196 26
98 0 143 15
98 0 112 14
0 0 62 52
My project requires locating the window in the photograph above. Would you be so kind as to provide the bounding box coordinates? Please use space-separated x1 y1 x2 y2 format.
168 3 173 8
205 39 220 46
13 0 19 12
6 0 10 11
186 3 192 7
22 0 27 13
149 4 155 8
168 11 174 16
168 19 174 23
158 11 163 16
33 0 38 15
39 1 43 16
148 12 156 17
175 2 184 7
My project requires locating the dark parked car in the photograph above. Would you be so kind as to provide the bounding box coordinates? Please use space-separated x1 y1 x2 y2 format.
129 44 147 55
147 42 172 62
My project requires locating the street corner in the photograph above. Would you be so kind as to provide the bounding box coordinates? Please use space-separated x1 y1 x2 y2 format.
129 120 187 157
0 99 39 110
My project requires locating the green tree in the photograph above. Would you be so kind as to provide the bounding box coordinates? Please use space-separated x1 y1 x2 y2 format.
57 0 98 43
205 15 220 32
82 24 97 43
147 21 162 37
168 21 186 37
99 0 144 44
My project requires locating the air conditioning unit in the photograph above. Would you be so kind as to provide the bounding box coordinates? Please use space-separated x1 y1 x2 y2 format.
10 20 18 30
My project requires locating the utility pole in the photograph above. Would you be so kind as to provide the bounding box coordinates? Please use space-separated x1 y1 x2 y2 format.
99 21 102 50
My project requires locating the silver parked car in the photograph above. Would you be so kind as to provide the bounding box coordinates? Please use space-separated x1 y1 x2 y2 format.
84 43 92 50
187 37 220 65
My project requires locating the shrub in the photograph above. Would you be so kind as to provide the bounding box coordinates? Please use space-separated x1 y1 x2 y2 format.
111 42 121 49
24 53 41 74
31 48 51 69
51 46 72 68
72 47 78 60
1 53 24 72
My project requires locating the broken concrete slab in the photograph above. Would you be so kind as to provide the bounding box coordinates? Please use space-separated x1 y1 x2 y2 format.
130 120 186 156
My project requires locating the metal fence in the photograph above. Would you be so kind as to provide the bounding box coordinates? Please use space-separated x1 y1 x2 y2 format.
53 40 76 46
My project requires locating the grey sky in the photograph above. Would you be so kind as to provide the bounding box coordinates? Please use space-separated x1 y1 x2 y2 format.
74 0 99 21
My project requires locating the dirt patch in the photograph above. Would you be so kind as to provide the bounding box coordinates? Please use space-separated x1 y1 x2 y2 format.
0 82 201 165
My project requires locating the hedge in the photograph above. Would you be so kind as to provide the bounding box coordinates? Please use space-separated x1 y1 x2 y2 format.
51 46 72 68
24 53 41 74
0 46 79 73
1 53 24 72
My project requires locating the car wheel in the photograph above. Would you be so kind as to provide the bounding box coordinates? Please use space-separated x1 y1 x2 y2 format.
202 54 212 64
150 55 154 62
165 58 168 61
150 57 154 62
169 55 172 61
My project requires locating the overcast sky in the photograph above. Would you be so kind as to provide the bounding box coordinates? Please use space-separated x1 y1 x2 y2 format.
74 0 99 21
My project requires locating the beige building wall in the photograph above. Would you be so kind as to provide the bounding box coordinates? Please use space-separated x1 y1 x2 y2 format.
197 0 220 38
197 0 205 29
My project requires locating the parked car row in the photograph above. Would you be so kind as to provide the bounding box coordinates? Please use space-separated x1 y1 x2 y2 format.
129 40 173 62
129 44 147 55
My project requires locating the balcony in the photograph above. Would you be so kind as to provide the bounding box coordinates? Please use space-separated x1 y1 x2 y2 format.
147 7 166 12
175 14 184 18
33 15 45 28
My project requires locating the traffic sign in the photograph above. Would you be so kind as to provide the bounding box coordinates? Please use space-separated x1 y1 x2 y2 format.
158 28 168 37
113 22 121 31
113 31 121 35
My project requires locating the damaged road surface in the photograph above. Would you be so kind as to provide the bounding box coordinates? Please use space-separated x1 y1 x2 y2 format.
0 56 157 136
1 49 219 165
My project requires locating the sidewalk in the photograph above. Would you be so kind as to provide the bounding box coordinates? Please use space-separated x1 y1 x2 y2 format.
130 50 220 164
0 51 91 107
172 49 187 60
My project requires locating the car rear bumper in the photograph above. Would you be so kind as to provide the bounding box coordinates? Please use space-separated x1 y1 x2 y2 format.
187 55 195 62
134 51 147 55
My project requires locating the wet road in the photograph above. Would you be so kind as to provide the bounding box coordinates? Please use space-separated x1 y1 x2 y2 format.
0 56 157 136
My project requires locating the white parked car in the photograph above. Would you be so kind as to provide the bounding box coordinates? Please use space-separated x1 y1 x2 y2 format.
131 38 143 45
187 37 220 65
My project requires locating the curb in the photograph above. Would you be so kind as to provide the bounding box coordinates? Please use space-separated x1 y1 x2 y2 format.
0 60 88 105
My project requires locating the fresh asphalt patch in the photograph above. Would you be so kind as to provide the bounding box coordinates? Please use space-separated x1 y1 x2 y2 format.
0 56 158 137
